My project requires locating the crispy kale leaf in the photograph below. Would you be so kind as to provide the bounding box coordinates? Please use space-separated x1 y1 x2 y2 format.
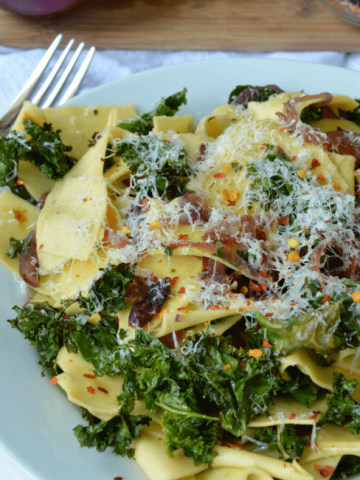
322 373 360 433
281 367 326 406
254 302 341 356
77 263 135 314
8 301 121 372
118 88 187 135
0 120 77 202
300 106 324 124
333 455 360 479
340 99 360 126
73 413 150 458
116 134 189 199
255 425 309 460
6 236 31 259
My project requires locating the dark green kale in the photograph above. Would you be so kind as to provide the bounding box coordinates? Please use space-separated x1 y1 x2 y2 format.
254 302 341 356
340 99 360 126
333 455 360 479
300 106 323 124
6 236 31 259
8 301 121 372
77 263 135 314
8 302 76 371
116 135 189 199
213 240 225 259
118 88 187 135
73 413 150 458
228 85 278 107
281 367 326 406
255 424 309 460
322 373 360 433
0 119 77 202
162 244 174 256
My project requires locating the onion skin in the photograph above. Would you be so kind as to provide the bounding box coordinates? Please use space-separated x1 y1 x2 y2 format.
0 0 87 17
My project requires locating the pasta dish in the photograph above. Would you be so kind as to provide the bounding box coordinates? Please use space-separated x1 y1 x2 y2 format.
1 83 360 480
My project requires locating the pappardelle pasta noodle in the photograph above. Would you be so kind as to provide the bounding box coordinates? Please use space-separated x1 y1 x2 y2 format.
2 84 360 480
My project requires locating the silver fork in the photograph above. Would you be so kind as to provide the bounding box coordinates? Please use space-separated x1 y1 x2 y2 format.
0 33 95 137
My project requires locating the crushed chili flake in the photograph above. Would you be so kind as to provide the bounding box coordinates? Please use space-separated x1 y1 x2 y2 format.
322 295 331 304
178 307 188 313
265 312 274 318
262 339 272 348
259 271 267 278
207 305 221 310
214 172 226 178
178 287 186 294
233 443 245 450
309 410 321 420
289 413 296 420
169 276 179 286
310 158 321 170
39 244 43 249
50 376 57 385
313 465 334 478
178 234 189 240
98 387 109 394
115 316 119 324
140 198 148 206
239 360 247 369
84 374 96 379
87 386 95 394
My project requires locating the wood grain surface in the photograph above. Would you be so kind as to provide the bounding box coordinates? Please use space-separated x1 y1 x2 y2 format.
1 0 360 51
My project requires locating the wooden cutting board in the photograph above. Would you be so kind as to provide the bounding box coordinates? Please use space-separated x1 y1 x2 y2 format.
1 0 360 51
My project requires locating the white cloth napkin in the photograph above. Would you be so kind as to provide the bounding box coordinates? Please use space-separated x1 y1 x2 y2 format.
0 46 359 480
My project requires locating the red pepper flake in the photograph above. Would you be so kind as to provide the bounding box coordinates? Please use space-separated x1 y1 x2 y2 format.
265 313 274 318
278 216 290 225
83 198 88 202
290 413 296 420
316 174 326 183
262 339 272 348
50 376 57 385
209 182 215 189
169 277 179 286
322 295 331 304
233 443 245 450
214 173 226 178
164 139 170 144
140 198 148 206
259 271 267 278
114 477 123 480
225 306 230 311
227 200 236 207
342 424 347 431
290 302 297 306
239 360 247 369
246 300 251 306
207 305 221 310
309 410 321 420
178 287 186 294
100 158 106 162
259 283 268 292
310 158 321 170
98 387 109 394
68 325 72 331
61 315 69 322
87 386 95 394
115 316 119 324
178 234 188 240
84 373 96 379
291 156 297 162
39 244 43 249
313 465 335 478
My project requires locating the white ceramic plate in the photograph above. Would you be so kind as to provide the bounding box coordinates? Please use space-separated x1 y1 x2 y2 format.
1 58 360 480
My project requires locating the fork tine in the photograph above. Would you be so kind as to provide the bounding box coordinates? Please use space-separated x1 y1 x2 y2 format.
32 38 75 106
59 46 96 106
42 42 85 109
0 33 62 128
